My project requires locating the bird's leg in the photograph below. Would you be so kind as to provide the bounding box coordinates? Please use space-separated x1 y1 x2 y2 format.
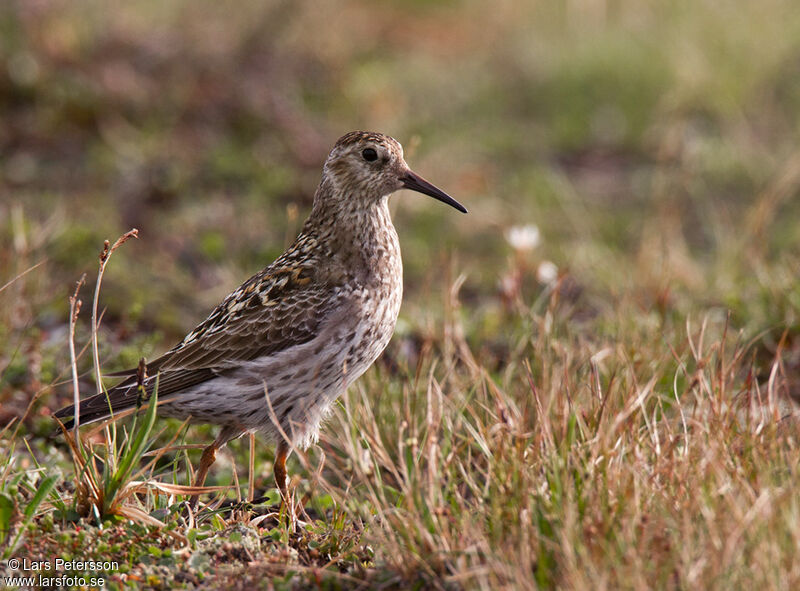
273 439 290 500
188 442 219 510
188 425 240 510
273 439 298 531
195 444 218 487
248 433 256 503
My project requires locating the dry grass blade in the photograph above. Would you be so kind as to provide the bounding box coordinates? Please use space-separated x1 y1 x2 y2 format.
115 505 188 544
0 260 46 294
91 229 138 427
68 274 86 432
127 481 231 495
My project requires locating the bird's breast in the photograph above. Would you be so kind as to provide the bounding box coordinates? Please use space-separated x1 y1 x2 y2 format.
353 225 403 341
333 216 402 382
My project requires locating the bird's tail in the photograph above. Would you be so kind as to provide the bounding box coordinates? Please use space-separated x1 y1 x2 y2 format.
53 380 144 429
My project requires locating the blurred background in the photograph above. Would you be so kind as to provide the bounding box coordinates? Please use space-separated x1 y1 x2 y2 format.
1 0 799 420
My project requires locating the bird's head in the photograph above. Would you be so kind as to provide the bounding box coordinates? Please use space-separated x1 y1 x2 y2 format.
321 131 467 213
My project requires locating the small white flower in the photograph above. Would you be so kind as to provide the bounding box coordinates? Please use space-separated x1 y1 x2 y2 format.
536 260 558 284
505 224 541 252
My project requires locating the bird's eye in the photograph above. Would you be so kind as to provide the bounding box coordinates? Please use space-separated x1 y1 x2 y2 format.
362 148 378 162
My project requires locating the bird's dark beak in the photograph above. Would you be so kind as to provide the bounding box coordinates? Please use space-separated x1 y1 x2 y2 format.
400 171 467 213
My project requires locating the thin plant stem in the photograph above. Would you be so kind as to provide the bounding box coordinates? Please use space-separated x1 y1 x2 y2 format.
68 275 86 433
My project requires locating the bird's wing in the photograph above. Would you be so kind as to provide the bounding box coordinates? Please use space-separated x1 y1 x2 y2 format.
126 230 344 376
53 368 218 428
153 262 343 372
55 234 349 426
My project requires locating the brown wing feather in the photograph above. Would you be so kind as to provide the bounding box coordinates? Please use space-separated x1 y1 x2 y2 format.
53 368 217 428
55 231 345 427
153 261 340 372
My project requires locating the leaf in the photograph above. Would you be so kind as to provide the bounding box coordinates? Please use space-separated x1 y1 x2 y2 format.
24 475 58 519
3 475 58 559
105 382 159 510
0 492 15 544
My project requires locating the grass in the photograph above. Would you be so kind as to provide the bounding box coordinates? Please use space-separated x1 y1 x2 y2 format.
2 0 800 589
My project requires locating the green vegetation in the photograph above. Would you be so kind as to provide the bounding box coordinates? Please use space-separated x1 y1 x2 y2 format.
1 0 799 588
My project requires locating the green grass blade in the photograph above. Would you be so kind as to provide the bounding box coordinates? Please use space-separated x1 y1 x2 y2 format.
23 474 58 519
104 380 159 512
3 474 58 560
0 492 14 545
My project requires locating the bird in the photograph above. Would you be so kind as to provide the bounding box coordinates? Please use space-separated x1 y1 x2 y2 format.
54 131 466 503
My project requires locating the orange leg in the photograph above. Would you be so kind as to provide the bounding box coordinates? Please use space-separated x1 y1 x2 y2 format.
194 443 218 488
274 439 292 499
248 433 256 503
188 442 219 510
274 439 297 530
189 426 240 510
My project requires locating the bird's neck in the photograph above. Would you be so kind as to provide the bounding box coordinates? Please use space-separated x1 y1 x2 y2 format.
305 179 401 278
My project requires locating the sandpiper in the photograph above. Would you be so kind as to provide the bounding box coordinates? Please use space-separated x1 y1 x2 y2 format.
55 131 466 500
